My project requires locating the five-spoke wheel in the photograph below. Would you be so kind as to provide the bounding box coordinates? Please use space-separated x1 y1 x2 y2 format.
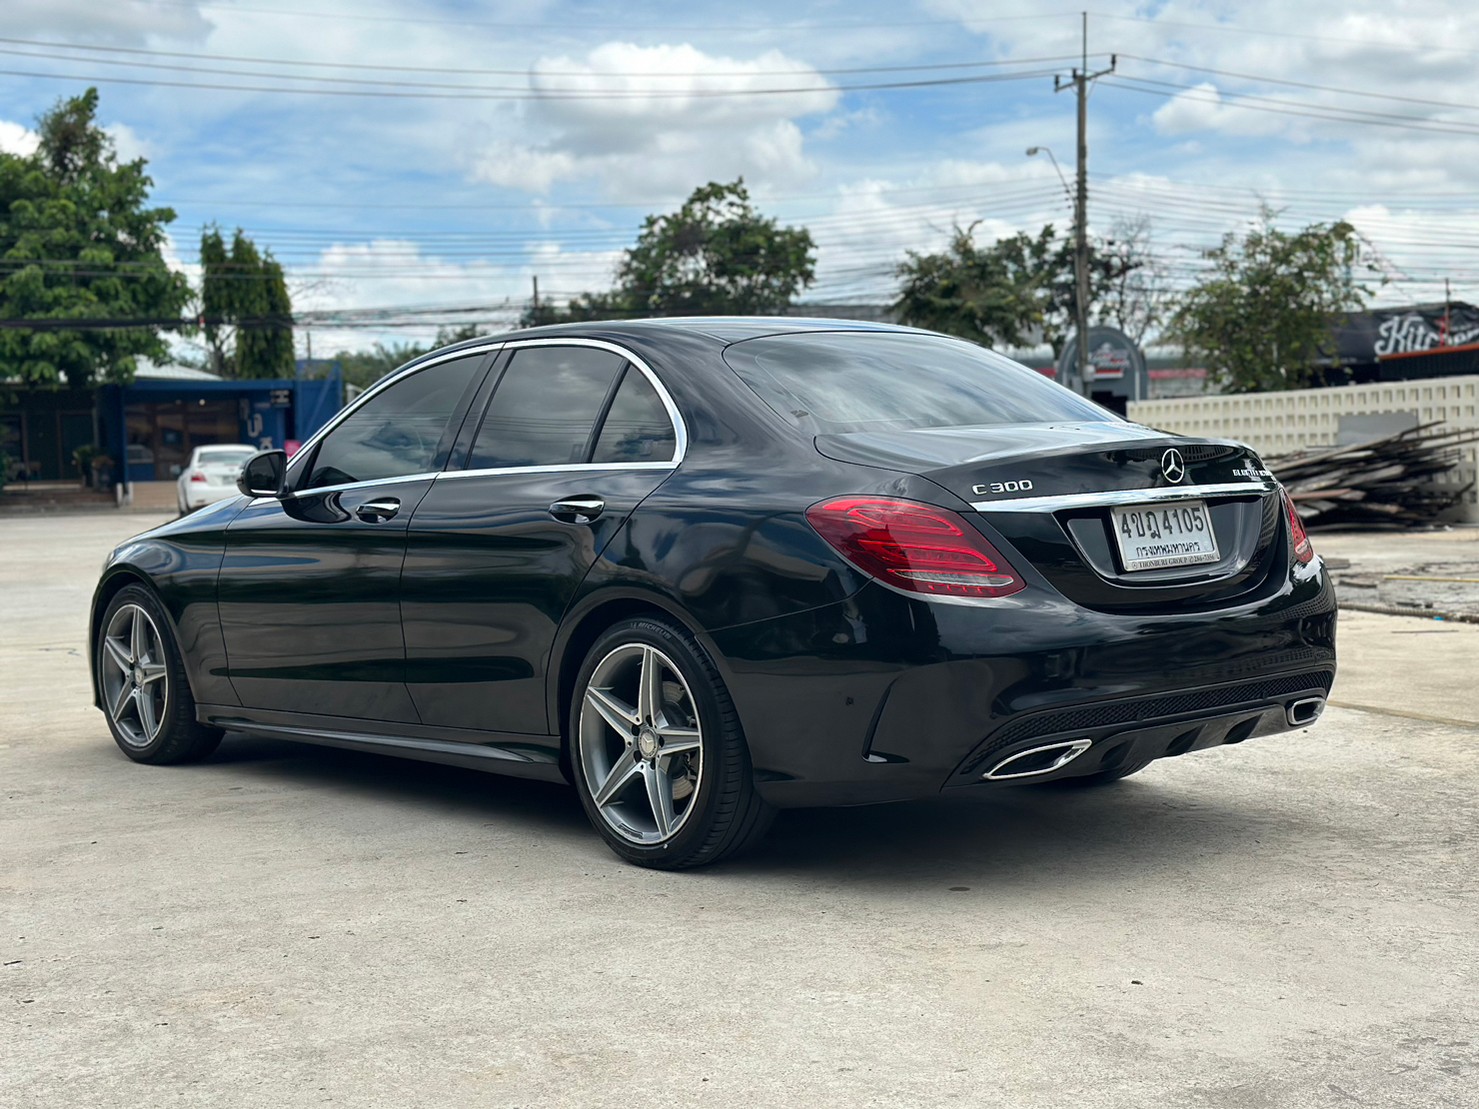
95 584 221 764
571 617 774 869
580 642 705 844
99 602 170 749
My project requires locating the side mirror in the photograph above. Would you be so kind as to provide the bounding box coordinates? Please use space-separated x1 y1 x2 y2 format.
238 449 288 498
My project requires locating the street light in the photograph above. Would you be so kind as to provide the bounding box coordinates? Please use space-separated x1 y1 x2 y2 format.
1027 144 1089 397
1026 146 1072 206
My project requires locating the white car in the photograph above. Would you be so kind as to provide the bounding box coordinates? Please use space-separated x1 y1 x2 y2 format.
176 444 259 514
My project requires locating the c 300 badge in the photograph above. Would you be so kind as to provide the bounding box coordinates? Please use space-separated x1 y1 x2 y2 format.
971 479 1034 495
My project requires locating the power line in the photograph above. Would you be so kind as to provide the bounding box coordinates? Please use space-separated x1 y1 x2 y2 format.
1095 11 1479 58
1121 54 1479 115
1102 76 1479 137
127 0 1081 34
0 36 1094 80
0 63 1063 101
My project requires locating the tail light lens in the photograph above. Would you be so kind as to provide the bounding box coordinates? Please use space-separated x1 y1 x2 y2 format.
1280 488 1314 564
190 471 208 483
805 497 1025 600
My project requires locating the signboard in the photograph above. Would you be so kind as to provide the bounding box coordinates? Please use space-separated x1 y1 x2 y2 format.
1056 326 1148 399
1330 302 1479 363
269 388 292 407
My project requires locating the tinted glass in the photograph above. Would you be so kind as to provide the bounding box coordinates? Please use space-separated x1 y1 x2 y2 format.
723 332 1117 433
591 368 677 463
197 446 255 465
467 346 625 469
304 355 483 488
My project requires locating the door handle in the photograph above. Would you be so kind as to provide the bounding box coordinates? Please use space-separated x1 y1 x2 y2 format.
355 498 401 522
549 495 605 524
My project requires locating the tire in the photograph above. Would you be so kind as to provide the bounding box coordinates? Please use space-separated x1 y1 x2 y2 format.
570 616 774 870
95 584 222 765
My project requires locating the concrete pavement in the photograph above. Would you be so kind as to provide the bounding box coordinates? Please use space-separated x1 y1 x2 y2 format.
3 513 1476 1108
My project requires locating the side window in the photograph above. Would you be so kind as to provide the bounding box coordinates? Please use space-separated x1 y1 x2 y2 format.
466 346 625 469
304 355 484 489
591 368 677 463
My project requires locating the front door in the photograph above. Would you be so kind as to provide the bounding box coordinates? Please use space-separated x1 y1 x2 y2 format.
400 342 681 737
218 350 491 720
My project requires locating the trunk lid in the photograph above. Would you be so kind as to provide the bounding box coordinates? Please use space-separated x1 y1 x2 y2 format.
815 422 1285 612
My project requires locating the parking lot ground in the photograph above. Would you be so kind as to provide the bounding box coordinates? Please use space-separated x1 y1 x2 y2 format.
3 514 1477 1108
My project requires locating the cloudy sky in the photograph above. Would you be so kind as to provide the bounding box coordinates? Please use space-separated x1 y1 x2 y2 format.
3 0 1478 356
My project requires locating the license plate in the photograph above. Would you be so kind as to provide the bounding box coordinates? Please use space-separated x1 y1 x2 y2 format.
1111 500 1220 572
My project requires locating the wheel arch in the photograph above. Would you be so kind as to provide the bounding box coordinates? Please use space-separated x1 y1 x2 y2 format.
550 590 731 770
89 568 157 707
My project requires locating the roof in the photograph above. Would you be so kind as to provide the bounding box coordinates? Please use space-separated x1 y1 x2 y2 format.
136 362 225 382
431 317 923 361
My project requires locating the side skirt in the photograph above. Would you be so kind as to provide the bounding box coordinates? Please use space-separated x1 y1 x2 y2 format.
196 703 568 783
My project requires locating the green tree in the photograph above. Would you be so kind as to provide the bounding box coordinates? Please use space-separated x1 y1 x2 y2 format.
893 224 1048 350
1169 213 1371 392
328 324 488 391
523 180 815 324
199 225 294 379
0 88 191 389
894 222 1144 355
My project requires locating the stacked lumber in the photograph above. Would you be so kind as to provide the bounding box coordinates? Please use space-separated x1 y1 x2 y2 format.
1268 421 1479 528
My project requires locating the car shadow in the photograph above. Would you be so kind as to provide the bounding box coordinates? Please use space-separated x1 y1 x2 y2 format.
199 734 1311 890
208 732 592 840
736 781 1312 890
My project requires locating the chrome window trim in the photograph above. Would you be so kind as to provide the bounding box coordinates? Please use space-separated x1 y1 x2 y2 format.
284 342 508 484
437 461 678 482
488 337 687 466
278 471 443 501
279 336 687 493
971 481 1272 513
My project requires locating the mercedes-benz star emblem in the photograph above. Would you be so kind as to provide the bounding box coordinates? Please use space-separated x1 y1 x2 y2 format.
1161 448 1186 484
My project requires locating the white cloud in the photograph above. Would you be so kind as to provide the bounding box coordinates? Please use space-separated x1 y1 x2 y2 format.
475 146 579 194
0 120 39 157
1151 82 1301 140
106 122 151 163
472 41 838 198
285 238 624 351
7 0 211 43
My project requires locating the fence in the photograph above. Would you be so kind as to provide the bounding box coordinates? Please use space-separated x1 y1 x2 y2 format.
1129 376 1479 522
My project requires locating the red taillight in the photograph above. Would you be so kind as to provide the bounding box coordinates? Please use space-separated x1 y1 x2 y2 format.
805 497 1025 600
1281 488 1314 564
190 472 207 483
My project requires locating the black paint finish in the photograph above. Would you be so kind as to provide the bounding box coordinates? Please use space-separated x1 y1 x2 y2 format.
89 318 1338 809
217 479 437 721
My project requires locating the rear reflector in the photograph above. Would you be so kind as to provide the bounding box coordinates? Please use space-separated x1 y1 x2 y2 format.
1281 488 1314 564
805 496 1025 600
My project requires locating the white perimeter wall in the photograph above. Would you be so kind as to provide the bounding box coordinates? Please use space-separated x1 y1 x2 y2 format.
1129 376 1479 523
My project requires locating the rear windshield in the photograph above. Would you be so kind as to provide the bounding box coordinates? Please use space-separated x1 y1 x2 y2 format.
198 447 256 463
722 331 1116 434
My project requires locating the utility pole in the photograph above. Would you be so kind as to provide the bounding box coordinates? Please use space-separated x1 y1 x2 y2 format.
1055 13 1115 396
531 275 541 317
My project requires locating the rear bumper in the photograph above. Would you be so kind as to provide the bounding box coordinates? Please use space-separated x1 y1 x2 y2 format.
183 484 238 509
710 561 1337 807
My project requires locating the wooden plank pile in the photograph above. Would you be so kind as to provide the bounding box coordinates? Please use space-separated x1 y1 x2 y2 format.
1268 421 1479 528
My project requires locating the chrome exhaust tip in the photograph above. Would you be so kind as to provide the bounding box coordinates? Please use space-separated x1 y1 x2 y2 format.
984 738 1093 781
1286 696 1325 727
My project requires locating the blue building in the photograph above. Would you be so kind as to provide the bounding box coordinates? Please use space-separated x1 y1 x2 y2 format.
4 361 343 485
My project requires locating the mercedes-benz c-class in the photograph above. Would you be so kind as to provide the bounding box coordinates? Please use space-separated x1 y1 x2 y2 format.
91 320 1336 868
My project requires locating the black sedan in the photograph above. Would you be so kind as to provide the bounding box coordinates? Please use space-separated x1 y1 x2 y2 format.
91 319 1336 869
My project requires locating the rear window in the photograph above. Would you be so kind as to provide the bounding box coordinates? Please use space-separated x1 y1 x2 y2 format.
198 447 255 463
722 331 1116 434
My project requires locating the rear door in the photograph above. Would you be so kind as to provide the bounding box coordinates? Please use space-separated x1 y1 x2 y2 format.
218 350 493 720
400 340 682 736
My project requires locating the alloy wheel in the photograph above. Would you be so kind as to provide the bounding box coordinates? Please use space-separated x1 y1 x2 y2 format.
99 603 170 749
578 642 704 845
